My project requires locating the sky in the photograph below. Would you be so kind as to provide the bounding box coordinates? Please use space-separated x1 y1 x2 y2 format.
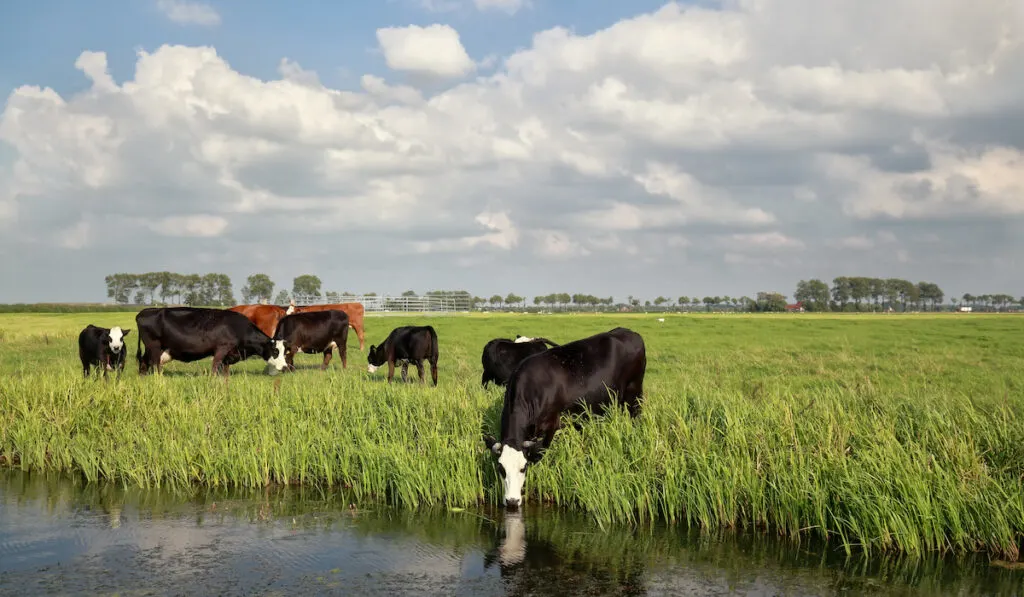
1 0 1022 303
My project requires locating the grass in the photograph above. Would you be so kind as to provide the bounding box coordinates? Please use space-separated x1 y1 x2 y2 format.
1 311 1023 561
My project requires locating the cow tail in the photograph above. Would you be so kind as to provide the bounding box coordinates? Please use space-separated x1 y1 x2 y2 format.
136 329 142 363
535 337 559 347
430 326 439 359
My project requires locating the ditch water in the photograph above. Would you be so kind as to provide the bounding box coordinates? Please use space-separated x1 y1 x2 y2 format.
0 470 1020 596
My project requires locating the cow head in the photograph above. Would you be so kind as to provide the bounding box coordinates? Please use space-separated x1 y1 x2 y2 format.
483 434 544 510
514 335 534 343
107 326 130 354
366 343 385 373
262 339 288 375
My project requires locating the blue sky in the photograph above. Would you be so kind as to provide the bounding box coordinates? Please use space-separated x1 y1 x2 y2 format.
0 0 1021 303
1 0 673 96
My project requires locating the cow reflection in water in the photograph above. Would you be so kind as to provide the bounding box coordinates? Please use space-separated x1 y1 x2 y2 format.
484 512 645 596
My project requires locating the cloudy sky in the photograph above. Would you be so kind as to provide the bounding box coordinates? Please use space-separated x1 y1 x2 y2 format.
1 0 1021 303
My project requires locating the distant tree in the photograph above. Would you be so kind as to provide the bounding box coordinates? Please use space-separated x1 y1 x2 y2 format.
754 291 787 312
241 274 274 304
274 290 290 305
292 275 322 303
489 294 503 308
654 296 668 307
677 296 689 307
505 293 523 308
794 279 830 311
325 291 340 303
402 290 417 297
105 273 138 304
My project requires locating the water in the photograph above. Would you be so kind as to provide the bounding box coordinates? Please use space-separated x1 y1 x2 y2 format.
0 470 1020 596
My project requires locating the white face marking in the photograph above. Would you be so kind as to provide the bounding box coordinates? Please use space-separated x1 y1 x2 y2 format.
159 350 173 365
266 340 287 372
108 327 125 353
285 305 295 315
514 336 534 343
498 445 528 505
367 364 378 373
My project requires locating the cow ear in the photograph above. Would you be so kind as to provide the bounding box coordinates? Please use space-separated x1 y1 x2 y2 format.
369 344 376 353
123 328 131 336
522 440 544 462
482 434 500 454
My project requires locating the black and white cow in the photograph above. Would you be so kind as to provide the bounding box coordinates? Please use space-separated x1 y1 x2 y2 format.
77 324 130 379
272 309 350 371
135 307 287 377
366 325 439 385
480 336 559 388
482 327 646 509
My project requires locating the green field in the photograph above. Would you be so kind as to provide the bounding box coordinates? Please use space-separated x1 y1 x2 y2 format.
1 311 1023 560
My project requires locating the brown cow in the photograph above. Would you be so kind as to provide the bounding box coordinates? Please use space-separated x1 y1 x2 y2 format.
227 303 293 338
291 299 366 351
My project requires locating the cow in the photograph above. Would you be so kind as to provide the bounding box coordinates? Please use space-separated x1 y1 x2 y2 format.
482 327 646 510
480 336 559 388
366 325 439 385
77 324 130 379
272 310 350 371
135 306 288 377
227 303 293 338
291 300 367 351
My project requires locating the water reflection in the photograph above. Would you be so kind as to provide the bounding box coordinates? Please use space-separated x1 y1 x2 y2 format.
0 470 1020 596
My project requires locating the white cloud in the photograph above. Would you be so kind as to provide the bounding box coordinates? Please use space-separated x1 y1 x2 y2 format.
473 0 527 14
156 0 221 26
1 0 1023 301
376 24 476 78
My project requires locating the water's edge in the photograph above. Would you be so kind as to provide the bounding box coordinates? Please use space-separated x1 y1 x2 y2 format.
0 469 1019 596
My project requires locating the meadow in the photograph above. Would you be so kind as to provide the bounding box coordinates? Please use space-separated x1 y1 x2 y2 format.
1 311 1023 560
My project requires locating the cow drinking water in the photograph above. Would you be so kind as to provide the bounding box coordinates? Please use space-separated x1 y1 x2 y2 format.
135 307 288 377
272 310 350 371
482 327 646 510
366 325 439 385
78 324 130 379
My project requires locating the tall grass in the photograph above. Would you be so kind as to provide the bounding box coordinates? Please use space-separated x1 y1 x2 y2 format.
1 312 1022 560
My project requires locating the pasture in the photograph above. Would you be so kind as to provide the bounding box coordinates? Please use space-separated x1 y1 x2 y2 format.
1 311 1023 560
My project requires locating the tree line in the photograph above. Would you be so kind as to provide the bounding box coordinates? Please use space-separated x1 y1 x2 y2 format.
103 272 1021 313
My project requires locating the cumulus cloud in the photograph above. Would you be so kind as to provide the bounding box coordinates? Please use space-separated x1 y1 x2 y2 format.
155 0 221 26
376 24 476 78
1 0 1023 301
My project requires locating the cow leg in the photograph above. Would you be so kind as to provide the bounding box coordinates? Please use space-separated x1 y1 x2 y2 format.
401 362 409 382
624 378 644 418
212 348 231 377
355 324 365 351
338 330 348 369
387 359 395 383
82 361 91 378
481 371 490 388
322 348 332 371
430 356 438 387
415 360 425 384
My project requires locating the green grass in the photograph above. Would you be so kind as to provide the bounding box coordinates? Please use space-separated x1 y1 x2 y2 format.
2 311 1023 560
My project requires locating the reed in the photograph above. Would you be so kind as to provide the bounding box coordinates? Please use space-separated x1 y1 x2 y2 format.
1 311 1022 559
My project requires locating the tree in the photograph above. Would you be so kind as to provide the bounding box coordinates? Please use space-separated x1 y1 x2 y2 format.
105 274 138 304
489 294 502 308
794 279 830 311
653 296 668 307
274 290 290 305
402 290 417 297
754 291 787 312
325 291 340 303
677 296 689 307
241 274 275 304
505 293 523 308
292 275 322 303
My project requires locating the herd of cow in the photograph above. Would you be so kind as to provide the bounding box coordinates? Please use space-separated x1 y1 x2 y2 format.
75 301 648 509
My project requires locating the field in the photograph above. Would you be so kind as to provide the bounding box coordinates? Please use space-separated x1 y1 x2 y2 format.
1 311 1023 560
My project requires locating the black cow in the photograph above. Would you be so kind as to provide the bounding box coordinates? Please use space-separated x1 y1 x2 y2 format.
480 336 559 388
482 327 646 509
77 324 130 379
366 325 439 385
272 310 350 371
135 307 288 377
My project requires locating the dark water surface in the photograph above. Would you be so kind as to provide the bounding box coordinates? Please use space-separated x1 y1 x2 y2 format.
1 470 1020 596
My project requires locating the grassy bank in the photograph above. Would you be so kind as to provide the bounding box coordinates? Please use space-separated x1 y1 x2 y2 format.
1 312 1023 559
